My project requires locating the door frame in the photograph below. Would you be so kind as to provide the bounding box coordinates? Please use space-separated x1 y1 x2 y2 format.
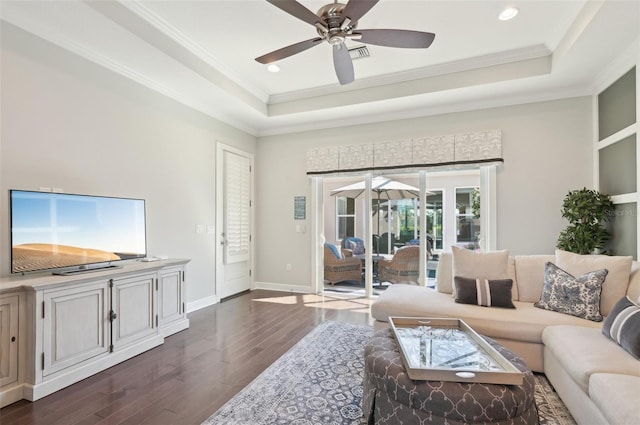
215 142 255 300
312 167 497 295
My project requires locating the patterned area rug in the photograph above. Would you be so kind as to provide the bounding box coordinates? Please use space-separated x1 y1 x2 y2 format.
202 321 575 425
535 373 577 425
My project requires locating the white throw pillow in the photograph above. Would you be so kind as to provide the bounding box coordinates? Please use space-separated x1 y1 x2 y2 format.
555 249 633 317
452 246 510 297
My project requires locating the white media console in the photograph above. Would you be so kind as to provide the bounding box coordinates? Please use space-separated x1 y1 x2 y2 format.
0 259 189 408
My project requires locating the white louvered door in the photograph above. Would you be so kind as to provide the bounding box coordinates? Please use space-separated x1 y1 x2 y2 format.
216 144 253 299
223 150 251 265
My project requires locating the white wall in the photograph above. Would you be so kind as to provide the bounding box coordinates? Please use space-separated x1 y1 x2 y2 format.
0 23 257 305
256 97 593 289
0 23 595 301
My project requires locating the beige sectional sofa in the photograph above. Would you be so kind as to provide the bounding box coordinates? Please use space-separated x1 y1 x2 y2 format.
371 250 640 424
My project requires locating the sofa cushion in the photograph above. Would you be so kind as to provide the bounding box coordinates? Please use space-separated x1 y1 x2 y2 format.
589 374 640 425
454 277 515 308
555 249 632 316
628 261 640 302
436 252 518 299
452 247 510 296
371 284 601 344
452 246 510 280
602 296 640 359
506 256 518 300
541 325 640 394
435 252 454 294
513 255 555 302
534 262 607 322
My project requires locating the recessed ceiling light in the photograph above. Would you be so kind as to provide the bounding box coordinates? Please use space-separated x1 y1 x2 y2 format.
498 7 519 21
267 64 280 73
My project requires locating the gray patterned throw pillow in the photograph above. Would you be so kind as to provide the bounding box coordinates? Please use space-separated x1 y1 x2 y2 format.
534 262 608 322
602 296 640 359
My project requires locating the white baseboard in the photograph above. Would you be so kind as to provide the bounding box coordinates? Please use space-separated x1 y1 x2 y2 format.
186 295 218 313
185 285 316 313
253 281 317 294
0 383 24 408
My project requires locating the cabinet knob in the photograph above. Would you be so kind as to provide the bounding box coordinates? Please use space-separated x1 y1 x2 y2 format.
11 336 16 342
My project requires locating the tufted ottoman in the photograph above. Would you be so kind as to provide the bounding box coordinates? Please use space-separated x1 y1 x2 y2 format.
363 328 539 425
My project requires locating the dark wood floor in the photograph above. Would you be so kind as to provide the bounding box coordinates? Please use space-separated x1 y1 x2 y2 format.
1 290 376 425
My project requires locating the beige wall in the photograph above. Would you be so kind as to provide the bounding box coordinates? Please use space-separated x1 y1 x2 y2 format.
0 24 257 305
256 97 593 289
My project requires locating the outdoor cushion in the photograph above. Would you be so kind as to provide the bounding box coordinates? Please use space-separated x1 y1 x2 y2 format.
349 239 365 255
325 243 342 259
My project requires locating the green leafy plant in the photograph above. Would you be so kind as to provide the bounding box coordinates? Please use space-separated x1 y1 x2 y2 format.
556 188 614 255
472 187 480 218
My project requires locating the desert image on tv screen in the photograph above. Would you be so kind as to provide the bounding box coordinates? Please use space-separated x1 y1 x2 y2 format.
11 191 146 273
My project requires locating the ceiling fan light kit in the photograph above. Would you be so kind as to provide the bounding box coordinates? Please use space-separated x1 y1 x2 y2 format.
256 0 436 85
267 64 281 72
498 7 519 21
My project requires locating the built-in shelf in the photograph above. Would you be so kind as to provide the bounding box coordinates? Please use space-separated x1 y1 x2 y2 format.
596 65 638 259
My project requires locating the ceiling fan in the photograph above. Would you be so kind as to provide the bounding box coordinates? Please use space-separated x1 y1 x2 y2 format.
255 0 435 85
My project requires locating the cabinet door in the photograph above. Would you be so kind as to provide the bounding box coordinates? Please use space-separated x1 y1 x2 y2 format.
0 295 19 387
158 267 183 327
111 274 156 350
43 282 109 376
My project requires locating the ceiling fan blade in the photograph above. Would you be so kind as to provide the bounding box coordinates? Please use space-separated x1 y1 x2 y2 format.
267 0 324 27
255 37 323 64
353 29 435 48
341 0 379 24
333 43 354 85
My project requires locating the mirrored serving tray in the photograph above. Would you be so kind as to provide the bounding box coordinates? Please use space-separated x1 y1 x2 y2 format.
389 317 524 385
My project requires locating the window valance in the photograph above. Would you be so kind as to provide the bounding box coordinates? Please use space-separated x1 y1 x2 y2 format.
306 129 502 175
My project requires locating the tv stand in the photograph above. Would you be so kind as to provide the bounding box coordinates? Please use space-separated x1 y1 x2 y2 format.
0 259 189 407
52 264 122 276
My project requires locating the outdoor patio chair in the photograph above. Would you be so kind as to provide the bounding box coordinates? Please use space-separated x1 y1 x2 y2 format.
324 243 363 286
378 245 420 284
341 237 365 256
406 235 433 258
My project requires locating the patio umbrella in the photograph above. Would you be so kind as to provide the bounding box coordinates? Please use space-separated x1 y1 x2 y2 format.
331 177 422 253
331 176 420 200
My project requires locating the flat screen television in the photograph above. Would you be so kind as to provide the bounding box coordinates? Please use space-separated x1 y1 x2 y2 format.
10 190 147 274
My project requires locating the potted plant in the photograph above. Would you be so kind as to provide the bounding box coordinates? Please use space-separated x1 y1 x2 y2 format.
556 188 614 255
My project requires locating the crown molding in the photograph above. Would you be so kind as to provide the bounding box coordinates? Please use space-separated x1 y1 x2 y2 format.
267 54 551 117
589 36 639 95
268 45 551 105
0 11 258 136
552 0 605 68
115 1 270 104
257 85 590 137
